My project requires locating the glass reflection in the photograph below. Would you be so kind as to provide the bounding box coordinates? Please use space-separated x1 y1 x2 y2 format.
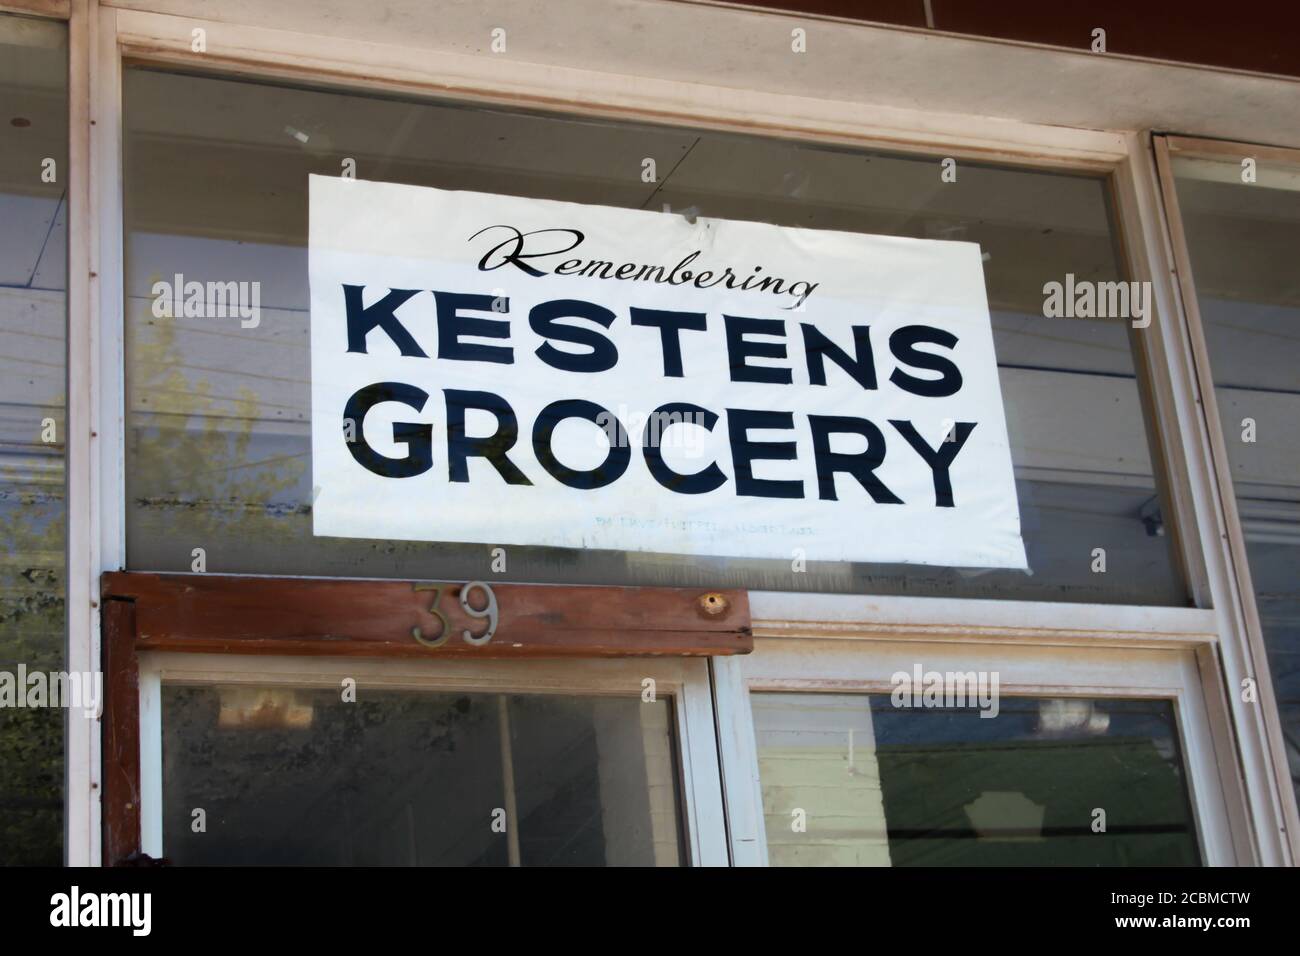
754 692 1199 866
1173 152 1300 810
123 68 1183 604
0 13 68 866
161 685 684 866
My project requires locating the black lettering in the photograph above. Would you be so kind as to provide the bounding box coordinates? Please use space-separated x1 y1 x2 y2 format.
344 286 425 357
529 299 618 373
533 399 631 490
343 382 432 478
888 325 962 397
808 415 902 503
890 420 976 507
470 225 585 278
727 408 803 498
444 389 531 485
802 324 877 390
725 316 792 385
642 402 726 494
630 308 708 377
435 291 513 365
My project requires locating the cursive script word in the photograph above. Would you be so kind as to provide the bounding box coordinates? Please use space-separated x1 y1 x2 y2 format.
471 225 820 310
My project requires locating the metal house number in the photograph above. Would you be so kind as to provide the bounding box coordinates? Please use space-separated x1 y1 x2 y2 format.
411 581 499 648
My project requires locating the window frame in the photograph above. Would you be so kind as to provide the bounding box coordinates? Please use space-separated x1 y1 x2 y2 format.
50 0 1293 866
1152 133 1300 853
135 650 728 866
715 629 1240 865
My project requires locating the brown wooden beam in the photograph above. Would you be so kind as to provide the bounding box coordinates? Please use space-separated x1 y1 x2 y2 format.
100 572 752 658
101 596 141 865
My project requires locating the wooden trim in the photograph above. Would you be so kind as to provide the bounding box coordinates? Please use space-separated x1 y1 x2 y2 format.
100 596 140 865
135 651 732 864
749 618 1216 649
0 0 68 18
110 8 1130 168
711 656 767 866
104 571 747 862
1108 143 1209 610
65 0 99 869
749 590 1217 648
1150 133 1300 862
1092 136 1276 864
101 572 753 658
717 635 1241 864
1165 135 1300 167
1193 642 1257 866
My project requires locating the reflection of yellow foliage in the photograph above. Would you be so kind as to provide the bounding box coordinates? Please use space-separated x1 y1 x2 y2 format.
130 287 304 543
0 479 64 648
0 411 66 865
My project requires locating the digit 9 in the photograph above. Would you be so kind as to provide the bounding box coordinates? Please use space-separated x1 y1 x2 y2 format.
459 581 499 645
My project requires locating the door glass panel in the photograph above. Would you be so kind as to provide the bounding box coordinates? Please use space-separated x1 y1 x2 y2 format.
753 692 1199 865
1170 149 1300 810
161 684 683 865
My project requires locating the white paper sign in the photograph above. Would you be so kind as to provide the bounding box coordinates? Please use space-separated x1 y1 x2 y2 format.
309 175 1027 569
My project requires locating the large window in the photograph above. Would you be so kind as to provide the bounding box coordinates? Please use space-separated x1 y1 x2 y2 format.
1164 140 1300 812
122 68 1185 605
0 12 67 866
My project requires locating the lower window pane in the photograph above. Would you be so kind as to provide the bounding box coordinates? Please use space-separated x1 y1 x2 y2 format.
161 685 683 865
754 692 1199 866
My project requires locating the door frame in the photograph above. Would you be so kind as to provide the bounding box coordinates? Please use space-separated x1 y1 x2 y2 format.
100 571 747 866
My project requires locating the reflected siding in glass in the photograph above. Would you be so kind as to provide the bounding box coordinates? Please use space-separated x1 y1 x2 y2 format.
0 14 68 866
123 68 1183 604
1172 153 1300 811
754 692 1200 866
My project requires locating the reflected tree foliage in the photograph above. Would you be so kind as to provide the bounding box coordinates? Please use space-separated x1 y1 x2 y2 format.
0 434 65 864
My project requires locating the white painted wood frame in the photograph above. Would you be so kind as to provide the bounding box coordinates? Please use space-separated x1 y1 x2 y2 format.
136 651 729 865
715 635 1238 865
1151 133 1300 861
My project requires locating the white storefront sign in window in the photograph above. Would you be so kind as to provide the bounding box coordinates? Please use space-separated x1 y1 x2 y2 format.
308 176 1026 568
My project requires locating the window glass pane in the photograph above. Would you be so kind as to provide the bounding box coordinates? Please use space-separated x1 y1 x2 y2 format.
123 67 1183 604
161 684 683 865
753 692 1200 865
0 13 67 866
1171 150 1300 810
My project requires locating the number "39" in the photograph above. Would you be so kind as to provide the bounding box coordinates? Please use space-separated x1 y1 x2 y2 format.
412 581 499 648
